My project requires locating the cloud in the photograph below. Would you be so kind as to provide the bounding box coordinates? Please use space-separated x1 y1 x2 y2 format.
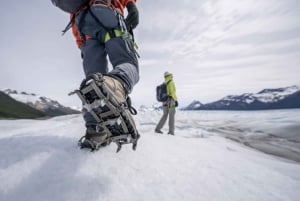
1 0 300 107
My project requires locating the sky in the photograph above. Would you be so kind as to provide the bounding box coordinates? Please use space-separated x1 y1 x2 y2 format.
1 110 300 201
1 0 300 107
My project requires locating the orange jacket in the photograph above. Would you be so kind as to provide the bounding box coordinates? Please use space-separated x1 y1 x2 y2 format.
72 0 137 48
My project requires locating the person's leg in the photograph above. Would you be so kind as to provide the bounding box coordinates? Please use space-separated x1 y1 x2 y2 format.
87 7 140 141
155 106 169 133
80 5 139 93
168 108 176 135
77 6 140 149
81 38 108 77
78 38 110 149
105 37 139 93
80 39 108 127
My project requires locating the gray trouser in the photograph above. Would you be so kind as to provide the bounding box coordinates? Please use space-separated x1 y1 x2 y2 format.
156 105 176 134
76 6 139 127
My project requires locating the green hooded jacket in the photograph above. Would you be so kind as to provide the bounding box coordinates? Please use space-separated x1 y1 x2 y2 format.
164 75 177 101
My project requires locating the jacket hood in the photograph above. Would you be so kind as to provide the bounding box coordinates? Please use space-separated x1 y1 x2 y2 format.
164 75 173 83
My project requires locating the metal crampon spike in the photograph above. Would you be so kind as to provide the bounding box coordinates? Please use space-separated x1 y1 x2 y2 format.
116 142 122 153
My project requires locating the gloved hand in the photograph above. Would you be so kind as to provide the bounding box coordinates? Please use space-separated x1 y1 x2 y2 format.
125 2 139 30
175 101 178 107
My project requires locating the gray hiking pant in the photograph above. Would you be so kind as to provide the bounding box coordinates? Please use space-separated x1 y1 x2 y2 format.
76 6 139 127
156 105 176 134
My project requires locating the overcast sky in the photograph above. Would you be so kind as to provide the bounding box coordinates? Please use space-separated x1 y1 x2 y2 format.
1 0 300 107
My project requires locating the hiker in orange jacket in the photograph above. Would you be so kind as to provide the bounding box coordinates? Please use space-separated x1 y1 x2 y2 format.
52 0 140 148
74 0 140 144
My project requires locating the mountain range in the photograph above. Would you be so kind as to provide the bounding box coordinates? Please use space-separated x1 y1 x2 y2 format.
184 85 300 110
2 85 299 119
0 89 80 118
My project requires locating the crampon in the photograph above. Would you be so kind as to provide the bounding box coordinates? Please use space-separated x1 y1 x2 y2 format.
69 73 140 153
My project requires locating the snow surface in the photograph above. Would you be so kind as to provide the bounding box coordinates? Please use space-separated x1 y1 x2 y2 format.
0 110 300 201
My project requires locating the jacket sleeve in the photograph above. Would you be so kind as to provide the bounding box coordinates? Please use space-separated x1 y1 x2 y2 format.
167 81 178 101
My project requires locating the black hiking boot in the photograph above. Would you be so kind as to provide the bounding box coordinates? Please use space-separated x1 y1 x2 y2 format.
168 132 175 135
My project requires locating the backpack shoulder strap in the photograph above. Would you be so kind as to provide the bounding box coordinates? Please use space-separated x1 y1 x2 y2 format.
62 15 76 35
61 0 91 35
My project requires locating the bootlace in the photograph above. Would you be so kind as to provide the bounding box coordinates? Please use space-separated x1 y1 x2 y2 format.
126 96 137 115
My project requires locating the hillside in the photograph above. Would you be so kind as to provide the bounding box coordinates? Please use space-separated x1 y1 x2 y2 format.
0 91 46 119
2 89 80 117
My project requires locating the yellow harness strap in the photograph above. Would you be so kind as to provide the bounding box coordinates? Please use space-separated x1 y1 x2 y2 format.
104 29 123 43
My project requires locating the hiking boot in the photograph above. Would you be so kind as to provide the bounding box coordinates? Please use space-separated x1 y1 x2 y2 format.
74 73 140 152
168 131 174 135
85 126 108 142
103 75 138 133
100 75 140 151
79 125 108 150
155 129 163 134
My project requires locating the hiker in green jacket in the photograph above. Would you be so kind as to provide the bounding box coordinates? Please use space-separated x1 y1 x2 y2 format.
155 71 178 135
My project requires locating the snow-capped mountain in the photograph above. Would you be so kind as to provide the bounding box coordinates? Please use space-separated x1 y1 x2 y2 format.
185 100 203 110
185 85 300 110
2 89 80 116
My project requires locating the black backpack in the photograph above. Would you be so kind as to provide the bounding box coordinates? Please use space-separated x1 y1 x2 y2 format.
156 81 171 102
51 0 89 13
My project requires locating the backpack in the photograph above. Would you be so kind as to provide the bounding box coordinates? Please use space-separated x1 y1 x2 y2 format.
156 81 171 102
51 0 90 13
